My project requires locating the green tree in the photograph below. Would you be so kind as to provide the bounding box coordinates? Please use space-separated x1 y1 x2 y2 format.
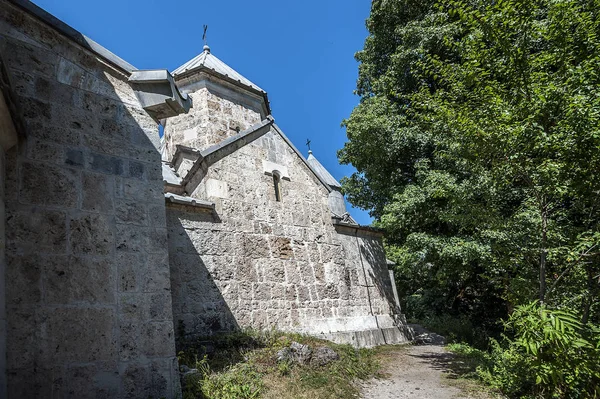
340 0 600 327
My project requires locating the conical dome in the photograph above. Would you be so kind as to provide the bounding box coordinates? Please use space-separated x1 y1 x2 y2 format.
306 151 342 190
172 45 265 94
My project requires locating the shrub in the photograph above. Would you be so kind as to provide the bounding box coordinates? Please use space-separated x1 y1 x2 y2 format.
479 302 600 398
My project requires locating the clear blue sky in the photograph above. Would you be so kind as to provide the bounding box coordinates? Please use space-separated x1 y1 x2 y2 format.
32 0 374 225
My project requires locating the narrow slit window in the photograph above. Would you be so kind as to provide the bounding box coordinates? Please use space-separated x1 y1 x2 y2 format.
273 172 282 202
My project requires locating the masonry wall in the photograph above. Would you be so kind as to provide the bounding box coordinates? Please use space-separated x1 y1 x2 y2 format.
167 129 399 344
0 2 179 397
0 145 7 398
163 79 263 161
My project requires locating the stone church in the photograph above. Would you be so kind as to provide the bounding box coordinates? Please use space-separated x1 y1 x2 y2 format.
0 0 411 397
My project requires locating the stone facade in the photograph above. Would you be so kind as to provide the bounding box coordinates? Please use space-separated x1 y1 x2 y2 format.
163 48 410 347
166 127 409 346
162 75 264 163
0 1 179 397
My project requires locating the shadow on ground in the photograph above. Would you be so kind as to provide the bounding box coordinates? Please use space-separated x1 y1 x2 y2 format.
408 346 481 379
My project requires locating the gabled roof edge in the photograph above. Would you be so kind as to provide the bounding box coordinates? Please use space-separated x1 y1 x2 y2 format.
175 65 271 115
271 123 333 193
180 116 275 186
7 0 136 74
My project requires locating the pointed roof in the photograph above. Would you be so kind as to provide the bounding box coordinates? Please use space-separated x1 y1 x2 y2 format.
172 45 265 93
306 151 342 189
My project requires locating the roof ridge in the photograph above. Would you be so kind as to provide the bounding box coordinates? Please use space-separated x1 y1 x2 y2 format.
172 49 264 93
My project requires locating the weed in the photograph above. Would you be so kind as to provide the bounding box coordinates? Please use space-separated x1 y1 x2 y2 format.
178 329 383 399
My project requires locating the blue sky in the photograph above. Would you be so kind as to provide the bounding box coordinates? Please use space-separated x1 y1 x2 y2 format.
32 0 374 225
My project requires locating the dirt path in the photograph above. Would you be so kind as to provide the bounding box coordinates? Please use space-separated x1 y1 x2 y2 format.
360 344 491 399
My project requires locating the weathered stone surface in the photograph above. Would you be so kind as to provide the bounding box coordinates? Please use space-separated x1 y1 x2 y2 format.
311 346 340 366
2 3 180 397
40 307 117 363
70 212 115 255
7 208 67 253
82 171 114 213
20 162 78 207
44 256 115 304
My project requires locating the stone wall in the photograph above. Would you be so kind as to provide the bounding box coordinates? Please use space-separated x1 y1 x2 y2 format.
0 2 179 397
0 145 7 398
167 128 400 344
163 78 263 161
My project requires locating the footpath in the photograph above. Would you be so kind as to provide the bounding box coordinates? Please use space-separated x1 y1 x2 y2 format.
360 326 494 399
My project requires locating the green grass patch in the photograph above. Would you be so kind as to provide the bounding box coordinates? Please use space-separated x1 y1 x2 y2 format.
178 329 383 399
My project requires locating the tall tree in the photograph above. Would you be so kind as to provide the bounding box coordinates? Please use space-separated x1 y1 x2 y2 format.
341 0 600 325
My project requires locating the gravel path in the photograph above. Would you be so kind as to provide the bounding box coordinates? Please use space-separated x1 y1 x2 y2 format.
360 344 488 399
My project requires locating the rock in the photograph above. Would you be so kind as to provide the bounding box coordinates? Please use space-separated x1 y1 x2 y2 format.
183 368 200 379
276 341 315 365
276 347 293 363
311 346 339 366
290 341 312 364
414 332 446 345
180 364 191 373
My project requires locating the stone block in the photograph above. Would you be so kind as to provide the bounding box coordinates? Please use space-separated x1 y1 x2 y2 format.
269 236 294 259
6 310 36 369
141 253 171 292
119 320 141 362
44 255 115 304
118 253 140 293
7 208 67 253
148 228 168 253
88 152 124 175
265 259 286 283
40 307 117 363
26 138 64 164
144 321 175 357
65 148 85 167
35 76 77 106
243 235 270 259
70 212 115 255
235 258 258 281
147 292 172 321
298 262 315 285
27 122 81 146
64 364 120 399
116 224 149 252
6 254 42 306
20 97 52 123
128 160 144 179
148 204 167 228
4 39 57 78
116 177 163 202
116 199 147 226
20 161 78 208
82 171 114 213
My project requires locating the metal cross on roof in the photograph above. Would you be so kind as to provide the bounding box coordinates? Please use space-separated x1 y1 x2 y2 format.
203 25 208 45
306 139 311 152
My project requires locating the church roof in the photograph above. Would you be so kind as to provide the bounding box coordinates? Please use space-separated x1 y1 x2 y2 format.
172 45 265 94
306 151 342 189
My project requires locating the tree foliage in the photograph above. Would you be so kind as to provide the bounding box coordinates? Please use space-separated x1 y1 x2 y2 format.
340 0 600 331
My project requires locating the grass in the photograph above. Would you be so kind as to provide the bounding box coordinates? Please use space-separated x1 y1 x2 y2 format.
444 343 504 399
178 329 386 399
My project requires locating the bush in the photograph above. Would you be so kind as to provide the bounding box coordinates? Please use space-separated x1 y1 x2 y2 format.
478 302 600 398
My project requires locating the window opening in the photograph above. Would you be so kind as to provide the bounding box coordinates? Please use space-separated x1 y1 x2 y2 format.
273 172 282 202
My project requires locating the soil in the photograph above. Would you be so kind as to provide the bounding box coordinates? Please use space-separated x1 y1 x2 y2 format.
360 344 494 399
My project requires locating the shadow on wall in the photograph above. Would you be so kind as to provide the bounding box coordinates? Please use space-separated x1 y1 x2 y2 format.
359 236 401 314
167 207 240 349
0 5 180 395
